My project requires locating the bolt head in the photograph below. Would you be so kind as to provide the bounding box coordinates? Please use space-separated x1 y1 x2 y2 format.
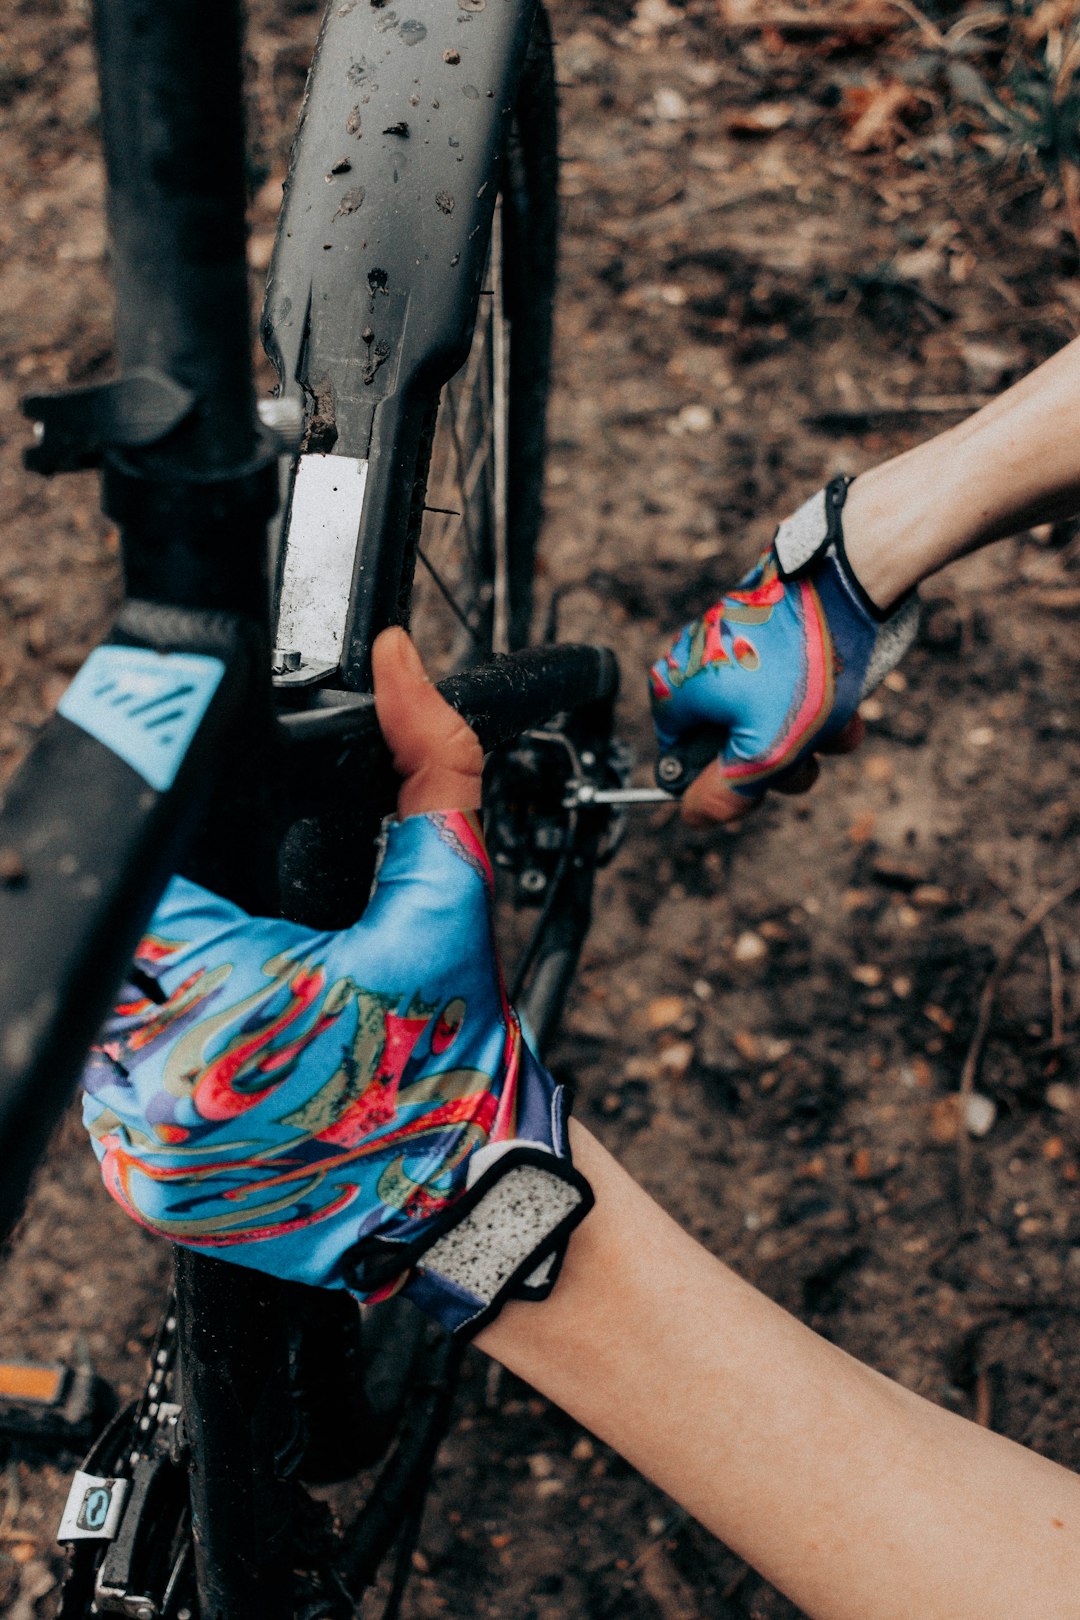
657 755 683 785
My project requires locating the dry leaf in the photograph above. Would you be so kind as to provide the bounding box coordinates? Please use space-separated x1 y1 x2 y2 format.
929 1095 960 1145
726 102 793 137
842 81 917 153
848 810 877 844
733 1029 761 1062
852 1146 874 1180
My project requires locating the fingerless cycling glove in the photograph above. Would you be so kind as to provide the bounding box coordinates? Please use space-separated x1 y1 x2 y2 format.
81 811 592 1338
650 476 919 796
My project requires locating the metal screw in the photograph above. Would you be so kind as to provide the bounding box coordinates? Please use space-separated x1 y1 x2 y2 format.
657 755 684 785
579 750 596 767
257 395 305 449
272 648 303 673
520 869 547 895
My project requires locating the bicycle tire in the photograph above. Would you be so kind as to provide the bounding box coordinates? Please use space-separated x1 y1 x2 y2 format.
289 10 618 1605
406 3 558 671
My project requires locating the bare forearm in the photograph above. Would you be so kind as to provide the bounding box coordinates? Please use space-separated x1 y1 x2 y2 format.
843 335 1080 609
478 1124 1080 1620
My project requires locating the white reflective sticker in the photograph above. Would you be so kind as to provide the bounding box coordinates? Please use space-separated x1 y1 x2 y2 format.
57 1471 130 1542
275 454 368 669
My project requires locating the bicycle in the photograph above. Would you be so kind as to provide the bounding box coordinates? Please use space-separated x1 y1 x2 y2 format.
0 1 692 1615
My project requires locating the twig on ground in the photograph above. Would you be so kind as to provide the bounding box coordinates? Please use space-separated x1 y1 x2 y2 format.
878 0 946 48
956 876 1080 1225
721 1563 750 1601
723 6 901 40
1020 585 1080 610
1042 917 1065 1051
805 396 988 431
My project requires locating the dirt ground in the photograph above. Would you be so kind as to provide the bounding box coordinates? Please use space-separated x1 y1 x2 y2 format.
2 0 1080 1615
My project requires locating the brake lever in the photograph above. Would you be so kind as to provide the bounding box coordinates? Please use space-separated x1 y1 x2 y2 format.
653 727 723 797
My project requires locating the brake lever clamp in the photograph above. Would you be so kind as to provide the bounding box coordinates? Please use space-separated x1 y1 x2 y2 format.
653 727 723 797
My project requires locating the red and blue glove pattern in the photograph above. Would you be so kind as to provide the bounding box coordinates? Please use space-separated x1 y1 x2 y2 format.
649 477 919 798
81 810 591 1338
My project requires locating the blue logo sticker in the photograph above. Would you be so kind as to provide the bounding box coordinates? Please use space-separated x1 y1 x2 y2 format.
78 1484 113 1533
58 646 226 793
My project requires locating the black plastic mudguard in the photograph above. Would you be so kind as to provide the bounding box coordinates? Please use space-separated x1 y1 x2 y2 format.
262 0 542 686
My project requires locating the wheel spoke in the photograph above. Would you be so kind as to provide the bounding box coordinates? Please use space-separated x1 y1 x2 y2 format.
415 544 483 643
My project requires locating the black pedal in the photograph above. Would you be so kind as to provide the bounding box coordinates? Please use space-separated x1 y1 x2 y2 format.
0 1354 117 1453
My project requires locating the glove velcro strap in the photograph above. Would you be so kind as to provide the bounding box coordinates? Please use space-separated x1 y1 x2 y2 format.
342 1144 594 1338
773 475 852 581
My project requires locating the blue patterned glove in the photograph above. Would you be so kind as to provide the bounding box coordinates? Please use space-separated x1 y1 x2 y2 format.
81 810 592 1339
649 477 919 799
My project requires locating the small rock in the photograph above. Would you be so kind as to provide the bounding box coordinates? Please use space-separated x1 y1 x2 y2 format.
653 86 690 121
848 811 877 844
570 1437 594 1462
891 975 913 999
536 1478 564 1499
859 697 885 722
0 847 26 886
528 1452 554 1479
733 1029 760 1062
732 930 767 965
851 963 884 987
912 884 951 909
863 754 893 783
964 1092 996 1138
1046 1082 1076 1114
725 101 793 136
658 1040 694 1080
872 853 928 890
672 402 713 434
967 725 994 748
645 994 686 1029
883 669 907 693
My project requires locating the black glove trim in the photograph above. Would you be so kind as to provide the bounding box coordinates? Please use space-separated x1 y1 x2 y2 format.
340 1143 595 1339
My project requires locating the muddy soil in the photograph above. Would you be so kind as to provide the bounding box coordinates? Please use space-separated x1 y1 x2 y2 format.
1 0 1078 1616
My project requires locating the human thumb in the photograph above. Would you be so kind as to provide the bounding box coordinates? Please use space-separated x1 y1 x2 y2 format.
372 628 484 818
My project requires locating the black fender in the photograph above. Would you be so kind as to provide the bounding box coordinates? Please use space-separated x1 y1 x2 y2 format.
262 0 543 686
